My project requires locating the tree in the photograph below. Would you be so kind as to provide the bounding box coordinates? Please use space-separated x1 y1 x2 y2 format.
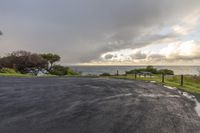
126 66 158 74
41 53 60 70
158 69 174 75
146 65 158 74
0 50 47 73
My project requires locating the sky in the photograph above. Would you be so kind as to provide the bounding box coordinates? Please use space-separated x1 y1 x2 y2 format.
0 0 200 65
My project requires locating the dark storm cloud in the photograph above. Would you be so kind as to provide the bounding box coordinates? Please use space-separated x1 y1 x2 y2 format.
0 0 200 64
130 51 147 60
147 54 166 62
104 54 114 60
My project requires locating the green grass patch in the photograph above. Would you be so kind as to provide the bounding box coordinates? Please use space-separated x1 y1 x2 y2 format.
109 74 200 94
0 73 34 77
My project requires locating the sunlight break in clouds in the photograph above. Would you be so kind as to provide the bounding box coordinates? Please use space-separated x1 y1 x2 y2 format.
84 40 200 66
84 9 200 65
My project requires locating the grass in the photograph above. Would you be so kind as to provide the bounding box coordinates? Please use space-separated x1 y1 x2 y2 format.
108 74 200 94
0 73 34 77
0 73 81 78
0 73 59 78
1 71 200 95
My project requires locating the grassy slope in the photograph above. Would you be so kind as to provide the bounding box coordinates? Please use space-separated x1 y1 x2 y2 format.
0 73 34 77
1 72 199 94
0 73 58 78
110 75 200 94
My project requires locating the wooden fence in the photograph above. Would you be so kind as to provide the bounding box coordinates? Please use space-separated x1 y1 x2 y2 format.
116 70 185 86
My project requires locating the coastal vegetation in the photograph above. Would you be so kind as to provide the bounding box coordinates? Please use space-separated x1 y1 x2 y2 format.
0 50 79 76
100 73 111 76
40 53 61 71
99 66 200 94
111 74 200 94
126 65 174 75
1 53 200 95
49 65 79 76
0 67 33 77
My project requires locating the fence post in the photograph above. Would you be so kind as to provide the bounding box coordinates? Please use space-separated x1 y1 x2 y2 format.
117 70 119 76
162 73 165 83
180 75 184 86
134 73 137 79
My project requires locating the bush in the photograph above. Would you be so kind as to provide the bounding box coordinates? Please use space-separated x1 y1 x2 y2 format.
126 68 145 74
67 68 79 75
126 66 174 75
0 68 17 73
49 65 79 76
126 66 158 74
100 73 111 76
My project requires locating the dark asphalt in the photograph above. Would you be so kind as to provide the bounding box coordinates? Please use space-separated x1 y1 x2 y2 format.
0 77 200 133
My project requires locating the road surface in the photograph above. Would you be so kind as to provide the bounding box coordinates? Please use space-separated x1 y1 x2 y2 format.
0 77 200 133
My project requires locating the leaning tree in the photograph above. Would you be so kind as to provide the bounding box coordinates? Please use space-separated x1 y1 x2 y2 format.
40 53 61 71
0 50 48 73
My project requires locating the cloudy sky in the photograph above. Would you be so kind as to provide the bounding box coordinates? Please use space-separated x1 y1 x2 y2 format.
0 0 200 65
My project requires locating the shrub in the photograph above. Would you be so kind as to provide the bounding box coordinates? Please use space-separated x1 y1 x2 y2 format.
0 68 17 73
126 66 174 75
126 66 158 74
50 65 79 76
100 73 111 76
67 68 79 75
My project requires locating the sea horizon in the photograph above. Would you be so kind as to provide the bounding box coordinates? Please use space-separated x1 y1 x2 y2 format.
71 65 200 75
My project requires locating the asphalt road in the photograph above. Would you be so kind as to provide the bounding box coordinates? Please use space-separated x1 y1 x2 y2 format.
0 77 200 133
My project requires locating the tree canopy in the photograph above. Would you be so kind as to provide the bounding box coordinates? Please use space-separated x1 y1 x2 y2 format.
126 66 174 75
0 51 47 73
41 53 60 70
0 50 79 76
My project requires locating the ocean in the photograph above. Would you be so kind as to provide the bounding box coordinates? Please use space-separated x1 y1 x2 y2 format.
71 66 200 76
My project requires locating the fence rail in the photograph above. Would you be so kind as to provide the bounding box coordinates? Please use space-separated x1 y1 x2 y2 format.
116 70 185 86
114 70 200 93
